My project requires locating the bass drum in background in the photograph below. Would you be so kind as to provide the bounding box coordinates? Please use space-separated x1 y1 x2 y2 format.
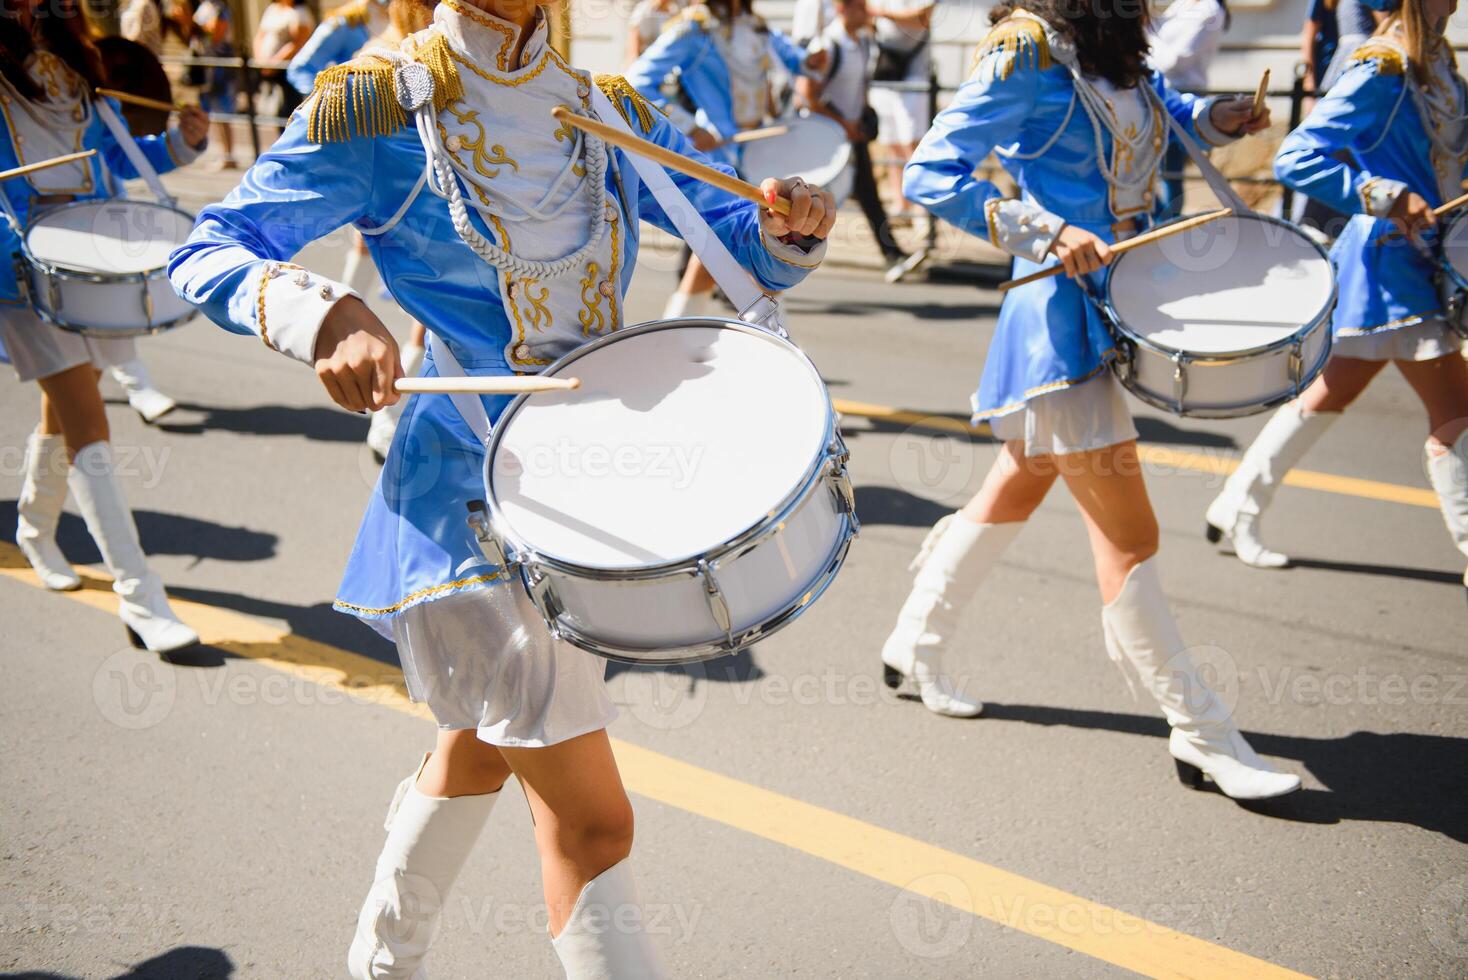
96 36 173 137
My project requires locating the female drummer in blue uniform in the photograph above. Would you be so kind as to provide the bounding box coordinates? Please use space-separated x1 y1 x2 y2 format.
285 0 389 95
882 1 1301 801
627 0 826 316
1206 0 1468 598
168 0 834 973
2 0 208 654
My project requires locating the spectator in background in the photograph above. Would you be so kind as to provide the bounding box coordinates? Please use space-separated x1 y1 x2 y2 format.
793 0 933 220
119 0 164 55
626 0 687 63
1318 0 1382 90
253 0 314 138
1301 0 1341 94
797 0 920 281
192 0 238 169
1147 0 1228 218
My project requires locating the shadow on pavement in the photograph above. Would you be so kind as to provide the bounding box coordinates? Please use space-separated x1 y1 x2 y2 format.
146 401 368 443
853 486 952 529
1 945 233 980
1287 557 1466 587
979 703 1468 842
165 583 398 667
604 648 765 683
1133 415 1237 449
0 503 278 568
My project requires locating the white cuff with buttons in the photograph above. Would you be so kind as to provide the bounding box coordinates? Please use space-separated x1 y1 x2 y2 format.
258 261 360 366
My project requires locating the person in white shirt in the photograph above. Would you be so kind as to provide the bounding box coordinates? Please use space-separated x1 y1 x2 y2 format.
1147 0 1229 216
798 0 919 280
253 0 315 135
626 0 688 63
119 0 164 55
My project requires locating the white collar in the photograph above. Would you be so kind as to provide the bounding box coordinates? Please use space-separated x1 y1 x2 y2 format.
434 0 549 74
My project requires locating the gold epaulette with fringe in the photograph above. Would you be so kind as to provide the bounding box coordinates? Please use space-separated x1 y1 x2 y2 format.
662 4 712 36
306 33 464 143
595 74 661 134
1349 39 1407 77
971 17 1050 82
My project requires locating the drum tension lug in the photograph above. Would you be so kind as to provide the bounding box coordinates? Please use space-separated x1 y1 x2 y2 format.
697 558 737 650
465 500 510 570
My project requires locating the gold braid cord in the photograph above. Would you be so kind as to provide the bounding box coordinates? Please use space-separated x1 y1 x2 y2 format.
1349 40 1407 77
307 33 465 143
594 74 661 134
970 18 1051 82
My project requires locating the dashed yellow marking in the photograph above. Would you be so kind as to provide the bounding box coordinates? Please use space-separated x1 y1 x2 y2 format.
0 543 1311 979
833 398 1440 509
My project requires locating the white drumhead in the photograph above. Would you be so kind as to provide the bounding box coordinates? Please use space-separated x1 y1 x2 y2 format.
739 113 852 189
489 322 831 570
1443 212 1468 282
1108 215 1334 355
26 200 194 275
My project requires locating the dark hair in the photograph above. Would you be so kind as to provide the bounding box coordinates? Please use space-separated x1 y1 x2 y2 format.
989 0 1152 88
0 0 108 100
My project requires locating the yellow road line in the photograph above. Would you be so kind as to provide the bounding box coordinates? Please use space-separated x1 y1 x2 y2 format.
0 543 1310 979
833 398 1440 509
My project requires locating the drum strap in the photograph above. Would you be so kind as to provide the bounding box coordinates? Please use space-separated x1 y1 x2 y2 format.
94 99 175 208
1145 86 1251 215
589 86 786 335
426 331 493 446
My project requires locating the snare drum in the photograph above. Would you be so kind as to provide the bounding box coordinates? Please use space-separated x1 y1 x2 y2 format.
473 317 858 665
19 199 197 337
1436 210 1468 338
1103 213 1337 418
738 112 854 206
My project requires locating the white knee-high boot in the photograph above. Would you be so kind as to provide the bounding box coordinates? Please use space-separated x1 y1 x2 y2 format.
551 860 670 980
16 429 80 591
881 514 1022 718
67 442 198 653
366 342 425 462
661 290 710 319
1205 404 1339 568
1102 559 1301 800
348 757 499 980
110 357 178 424
1425 431 1468 596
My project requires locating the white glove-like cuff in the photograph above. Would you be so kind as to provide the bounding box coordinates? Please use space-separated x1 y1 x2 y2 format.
1193 96 1239 149
255 262 360 365
166 125 204 166
758 210 827 269
984 198 1066 264
1359 176 1408 218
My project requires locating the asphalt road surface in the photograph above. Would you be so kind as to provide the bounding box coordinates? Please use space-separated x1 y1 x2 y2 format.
2 172 1465 980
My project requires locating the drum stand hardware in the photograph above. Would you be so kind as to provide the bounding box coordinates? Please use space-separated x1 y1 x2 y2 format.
697 558 736 648
1170 351 1190 416
1288 340 1305 400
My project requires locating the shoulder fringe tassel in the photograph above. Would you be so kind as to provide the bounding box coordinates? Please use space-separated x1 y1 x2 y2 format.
1348 40 1407 77
307 33 465 143
594 74 660 134
971 17 1051 83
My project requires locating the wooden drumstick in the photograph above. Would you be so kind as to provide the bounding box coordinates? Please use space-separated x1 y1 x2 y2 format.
551 106 793 217
0 149 98 183
395 376 582 395
730 125 790 145
997 208 1234 293
1251 69 1271 120
1374 189 1468 245
96 88 185 113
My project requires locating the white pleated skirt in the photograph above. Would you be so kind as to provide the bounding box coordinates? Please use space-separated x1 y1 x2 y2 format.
989 371 1140 458
1333 319 1462 363
390 583 617 748
0 306 135 382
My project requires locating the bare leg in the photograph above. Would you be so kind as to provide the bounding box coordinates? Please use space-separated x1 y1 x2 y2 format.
961 440 1060 525
1395 353 1468 446
497 730 635 936
36 363 110 456
1054 441 1157 603
1297 355 1387 414
417 728 511 797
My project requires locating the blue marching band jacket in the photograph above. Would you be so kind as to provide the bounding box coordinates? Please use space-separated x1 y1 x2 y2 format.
168 1 825 630
902 12 1236 420
1275 30 1468 337
285 0 387 95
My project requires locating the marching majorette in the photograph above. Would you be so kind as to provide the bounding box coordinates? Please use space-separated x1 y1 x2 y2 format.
1206 0 1468 600
627 0 828 317
167 0 835 974
886 2 1302 800
2 0 208 653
